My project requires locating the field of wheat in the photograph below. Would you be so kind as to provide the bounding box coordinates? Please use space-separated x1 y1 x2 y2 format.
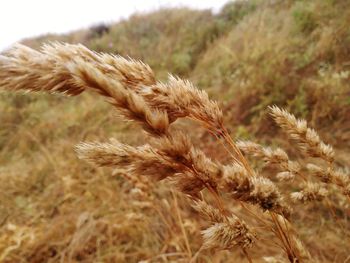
0 1 349 262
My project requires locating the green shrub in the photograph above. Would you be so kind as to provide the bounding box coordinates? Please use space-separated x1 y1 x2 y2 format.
292 3 317 34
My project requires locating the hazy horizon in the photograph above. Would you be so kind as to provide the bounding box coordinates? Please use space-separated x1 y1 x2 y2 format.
0 0 228 51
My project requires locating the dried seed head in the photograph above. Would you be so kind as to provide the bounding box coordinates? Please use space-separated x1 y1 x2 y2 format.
269 106 334 163
76 132 222 199
75 140 176 181
140 75 223 132
151 131 192 159
0 43 224 136
0 44 83 95
307 164 350 197
249 177 290 216
153 132 222 188
0 43 155 95
0 43 168 136
237 140 289 164
42 42 156 91
65 56 169 136
276 171 295 181
306 164 332 183
291 183 328 203
291 236 311 260
221 164 290 217
237 140 300 178
201 216 256 250
192 200 226 223
331 170 350 188
169 172 205 199
237 141 264 157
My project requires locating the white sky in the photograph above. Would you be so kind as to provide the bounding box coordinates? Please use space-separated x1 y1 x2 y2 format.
0 0 229 51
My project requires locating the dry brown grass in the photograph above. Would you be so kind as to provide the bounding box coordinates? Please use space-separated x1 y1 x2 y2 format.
0 43 349 262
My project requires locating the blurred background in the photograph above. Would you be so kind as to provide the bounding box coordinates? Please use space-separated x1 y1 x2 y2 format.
0 0 350 262
0 0 227 51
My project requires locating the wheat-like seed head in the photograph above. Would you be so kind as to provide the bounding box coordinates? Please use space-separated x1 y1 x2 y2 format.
76 132 222 198
291 183 328 203
237 140 300 180
290 236 311 260
1 43 224 136
221 164 291 217
67 57 170 136
0 43 169 136
269 106 334 163
276 171 296 182
140 75 224 131
169 172 207 198
192 200 226 223
192 200 257 250
42 42 156 91
307 164 350 197
0 44 83 95
76 140 175 181
201 216 256 250
150 132 222 188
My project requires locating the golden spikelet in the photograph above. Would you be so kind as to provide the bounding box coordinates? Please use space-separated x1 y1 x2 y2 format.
0 44 83 95
0 43 223 135
192 200 226 223
192 200 256 251
221 164 291 217
201 216 256 250
42 42 156 90
0 43 168 136
291 183 328 203
269 106 334 163
76 132 220 198
237 140 300 181
76 140 176 181
307 164 350 197
140 75 223 130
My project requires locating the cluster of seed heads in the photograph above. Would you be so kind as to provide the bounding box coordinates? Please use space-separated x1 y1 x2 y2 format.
1 43 348 262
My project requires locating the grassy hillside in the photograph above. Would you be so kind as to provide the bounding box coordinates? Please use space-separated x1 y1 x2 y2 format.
1 0 350 262
20 0 350 151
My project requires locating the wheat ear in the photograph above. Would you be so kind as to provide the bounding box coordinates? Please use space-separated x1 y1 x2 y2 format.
269 106 334 163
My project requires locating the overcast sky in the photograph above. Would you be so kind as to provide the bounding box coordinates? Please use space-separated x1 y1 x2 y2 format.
0 0 229 51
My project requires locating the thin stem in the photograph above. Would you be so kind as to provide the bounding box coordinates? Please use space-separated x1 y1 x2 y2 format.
189 246 203 263
212 131 241 164
239 203 270 227
242 248 253 263
324 197 346 232
216 125 302 263
172 191 192 258
221 128 255 177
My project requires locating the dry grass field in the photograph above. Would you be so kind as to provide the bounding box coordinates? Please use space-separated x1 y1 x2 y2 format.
0 0 349 262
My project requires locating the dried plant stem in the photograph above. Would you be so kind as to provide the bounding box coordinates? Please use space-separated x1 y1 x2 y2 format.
269 213 296 262
242 248 254 263
214 127 302 262
239 203 271 228
172 191 192 259
324 198 346 232
189 246 203 263
221 128 255 177
213 132 241 164
206 184 227 216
